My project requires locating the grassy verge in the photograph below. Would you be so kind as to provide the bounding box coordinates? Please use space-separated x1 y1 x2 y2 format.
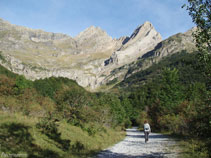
0 111 125 158
160 132 210 158
178 138 209 158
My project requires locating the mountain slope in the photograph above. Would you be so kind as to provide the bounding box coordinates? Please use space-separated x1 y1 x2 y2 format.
0 18 195 91
0 18 161 90
102 27 197 91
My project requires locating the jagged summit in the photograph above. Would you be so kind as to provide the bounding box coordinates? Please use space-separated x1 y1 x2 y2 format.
103 21 162 67
74 25 116 54
130 21 153 39
122 21 162 49
75 25 108 40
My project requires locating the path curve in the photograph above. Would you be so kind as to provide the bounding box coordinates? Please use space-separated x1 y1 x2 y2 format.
97 127 179 158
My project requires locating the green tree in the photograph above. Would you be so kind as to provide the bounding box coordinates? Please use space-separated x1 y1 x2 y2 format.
15 75 32 93
183 1 211 156
120 96 133 125
159 68 184 113
183 0 210 81
33 77 62 99
100 94 126 126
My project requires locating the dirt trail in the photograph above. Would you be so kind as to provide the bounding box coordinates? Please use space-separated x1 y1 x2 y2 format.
97 127 180 158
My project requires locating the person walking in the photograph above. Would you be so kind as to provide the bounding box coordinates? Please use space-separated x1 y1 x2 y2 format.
144 120 151 143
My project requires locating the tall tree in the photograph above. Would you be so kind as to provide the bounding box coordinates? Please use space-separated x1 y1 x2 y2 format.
183 0 210 82
183 2 211 155
159 68 184 113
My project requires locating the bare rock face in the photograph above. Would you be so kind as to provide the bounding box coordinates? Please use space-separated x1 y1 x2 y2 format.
104 22 162 67
0 18 196 90
119 27 197 80
74 26 120 54
141 27 196 59
98 27 197 87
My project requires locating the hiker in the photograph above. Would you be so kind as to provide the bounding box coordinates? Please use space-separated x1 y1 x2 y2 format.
144 120 151 143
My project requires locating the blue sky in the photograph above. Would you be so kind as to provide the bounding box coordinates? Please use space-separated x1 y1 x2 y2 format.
0 0 195 39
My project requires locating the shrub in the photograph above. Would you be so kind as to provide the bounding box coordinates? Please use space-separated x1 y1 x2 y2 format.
15 75 32 94
159 114 188 134
33 78 56 98
0 75 16 95
124 119 132 128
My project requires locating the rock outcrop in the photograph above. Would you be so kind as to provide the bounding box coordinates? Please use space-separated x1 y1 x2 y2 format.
75 26 121 54
104 22 162 66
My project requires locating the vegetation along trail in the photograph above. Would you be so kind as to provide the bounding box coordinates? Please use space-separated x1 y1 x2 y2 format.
97 127 179 158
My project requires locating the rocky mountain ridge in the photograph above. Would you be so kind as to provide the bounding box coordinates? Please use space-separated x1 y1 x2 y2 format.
0 18 196 90
105 22 162 66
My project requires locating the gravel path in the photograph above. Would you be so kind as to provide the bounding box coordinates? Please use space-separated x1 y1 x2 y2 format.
97 127 180 158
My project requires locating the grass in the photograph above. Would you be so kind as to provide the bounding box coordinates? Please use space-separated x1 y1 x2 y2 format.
4 49 110 74
178 139 209 158
0 111 125 158
158 131 210 158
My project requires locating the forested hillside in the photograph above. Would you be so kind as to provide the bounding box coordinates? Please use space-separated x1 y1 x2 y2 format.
114 49 210 157
0 63 129 157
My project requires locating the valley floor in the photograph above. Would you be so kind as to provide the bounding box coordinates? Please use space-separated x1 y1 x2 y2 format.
97 127 181 158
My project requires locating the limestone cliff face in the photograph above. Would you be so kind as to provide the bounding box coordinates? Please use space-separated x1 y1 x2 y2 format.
74 26 120 54
0 18 196 90
104 22 162 66
116 27 197 80
141 27 196 60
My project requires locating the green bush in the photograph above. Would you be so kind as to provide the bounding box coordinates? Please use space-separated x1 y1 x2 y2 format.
15 75 32 94
124 119 132 128
159 114 188 134
33 78 60 98
0 75 16 95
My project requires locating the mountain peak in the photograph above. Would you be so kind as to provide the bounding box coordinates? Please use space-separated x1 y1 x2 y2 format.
74 25 115 54
142 21 153 27
75 25 106 39
119 21 162 50
85 25 101 32
130 21 155 39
